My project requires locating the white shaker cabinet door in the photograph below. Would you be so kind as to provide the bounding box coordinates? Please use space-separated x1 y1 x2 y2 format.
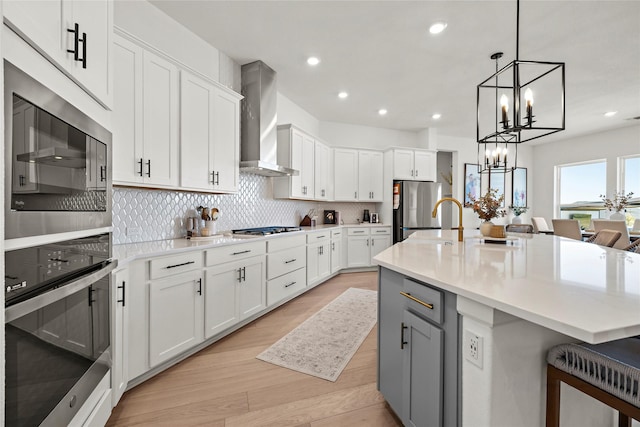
180 71 215 190
413 150 436 181
393 149 415 180
112 35 144 185
142 50 179 187
237 259 266 320
204 264 240 339
333 148 359 201
211 88 241 193
149 270 203 367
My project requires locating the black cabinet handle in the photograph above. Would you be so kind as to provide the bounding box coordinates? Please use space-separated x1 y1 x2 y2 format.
146 159 151 177
237 268 242 283
210 171 215 184
80 31 87 69
165 261 195 269
100 165 106 182
88 286 95 307
354 191 357 199
401 322 408 349
232 250 251 255
138 158 144 176
353 230 365 234
241 267 246 282
284 259 297 264
67 23 80 60
285 281 296 288
197 278 202 295
215 171 220 185
117 281 126 306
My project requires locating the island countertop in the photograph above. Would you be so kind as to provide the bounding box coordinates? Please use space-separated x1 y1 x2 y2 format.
373 229 640 344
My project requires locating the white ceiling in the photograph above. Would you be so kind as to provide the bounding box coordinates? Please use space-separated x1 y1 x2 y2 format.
149 0 640 144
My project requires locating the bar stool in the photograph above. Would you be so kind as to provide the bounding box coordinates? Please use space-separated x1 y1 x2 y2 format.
585 229 622 248
546 337 640 427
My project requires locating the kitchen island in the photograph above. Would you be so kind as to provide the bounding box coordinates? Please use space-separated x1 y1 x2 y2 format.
374 230 640 427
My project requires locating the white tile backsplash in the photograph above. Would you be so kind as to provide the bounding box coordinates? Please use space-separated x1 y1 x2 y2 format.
113 173 379 244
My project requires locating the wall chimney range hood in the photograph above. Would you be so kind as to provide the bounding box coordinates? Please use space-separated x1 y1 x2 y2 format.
240 61 298 177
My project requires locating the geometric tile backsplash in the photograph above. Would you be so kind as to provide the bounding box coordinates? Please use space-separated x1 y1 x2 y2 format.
113 173 380 244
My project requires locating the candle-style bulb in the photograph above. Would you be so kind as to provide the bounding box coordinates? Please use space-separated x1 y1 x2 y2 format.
500 94 509 126
524 88 534 125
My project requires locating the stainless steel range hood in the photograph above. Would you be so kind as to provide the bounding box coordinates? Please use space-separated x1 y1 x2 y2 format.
240 61 298 177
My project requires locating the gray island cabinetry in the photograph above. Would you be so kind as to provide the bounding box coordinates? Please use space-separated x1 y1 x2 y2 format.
378 267 459 427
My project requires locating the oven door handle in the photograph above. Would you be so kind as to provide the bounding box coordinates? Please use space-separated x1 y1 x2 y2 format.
5 260 118 323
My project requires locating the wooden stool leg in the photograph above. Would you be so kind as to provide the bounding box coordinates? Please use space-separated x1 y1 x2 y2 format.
618 412 631 427
546 365 561 427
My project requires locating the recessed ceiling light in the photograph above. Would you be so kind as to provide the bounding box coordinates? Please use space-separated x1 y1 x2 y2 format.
432 113 442 120
338 91 348 99
378 109 388 116
429 22 448 35
307 57 320 66
604 111 617 117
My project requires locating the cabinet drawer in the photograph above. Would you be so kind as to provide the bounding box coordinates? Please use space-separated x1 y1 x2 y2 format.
331 229 343 239
267 267 306 306
149 251 202 279
267 234 306 253
371 227 391 235
347 228 369 236
401 278 443 325
268 246 306 280
306 231 330 243
205 241 266 266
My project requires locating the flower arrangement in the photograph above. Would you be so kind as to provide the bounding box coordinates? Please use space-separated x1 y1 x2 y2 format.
469 188 506 222
509 205 529 216
600 191 634 212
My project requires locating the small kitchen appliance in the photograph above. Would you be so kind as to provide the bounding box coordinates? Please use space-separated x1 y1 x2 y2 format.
363 209 370 223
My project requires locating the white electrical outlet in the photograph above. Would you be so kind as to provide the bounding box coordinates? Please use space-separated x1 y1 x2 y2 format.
464 330 484 369
126 227 141 236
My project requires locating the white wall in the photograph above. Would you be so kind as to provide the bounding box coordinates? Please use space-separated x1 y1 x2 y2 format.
320 121 418 150
277 93 320 135
115 0 220 82
531 124 640 221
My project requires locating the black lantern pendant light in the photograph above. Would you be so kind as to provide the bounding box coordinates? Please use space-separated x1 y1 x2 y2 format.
477 0 565 174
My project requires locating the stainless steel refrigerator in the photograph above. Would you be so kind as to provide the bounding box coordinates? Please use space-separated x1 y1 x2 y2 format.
393 180 442 243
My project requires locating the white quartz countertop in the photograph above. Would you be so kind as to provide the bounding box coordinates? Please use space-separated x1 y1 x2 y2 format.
114 223 390 265
373 230 640 344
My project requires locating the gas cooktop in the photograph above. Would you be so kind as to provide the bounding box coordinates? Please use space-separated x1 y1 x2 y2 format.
232 226 302 236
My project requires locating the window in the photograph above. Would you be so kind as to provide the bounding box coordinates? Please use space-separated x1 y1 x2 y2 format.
621 155 640 224
556 160 606 226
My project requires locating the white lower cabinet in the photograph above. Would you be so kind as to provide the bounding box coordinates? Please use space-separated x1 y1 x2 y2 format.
266 234 307 306
347 227 392 268
204 256 266 339
330 229 343 273
149 270 204 368
307 231 331 286
111 267 129 407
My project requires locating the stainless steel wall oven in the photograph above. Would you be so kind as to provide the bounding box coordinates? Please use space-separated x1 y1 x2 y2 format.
4 59 112 240
4 60 115 425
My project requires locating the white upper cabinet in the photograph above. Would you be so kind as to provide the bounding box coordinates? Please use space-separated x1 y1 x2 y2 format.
358 150 383 202
180 70 241 193
112 34 179 188
333 148 359 201
274 125 315 200
389 148 436 181
314 141 330 200
4 0 113 108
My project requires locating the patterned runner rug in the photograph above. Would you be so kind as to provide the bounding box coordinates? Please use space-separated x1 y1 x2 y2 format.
256 287 378 382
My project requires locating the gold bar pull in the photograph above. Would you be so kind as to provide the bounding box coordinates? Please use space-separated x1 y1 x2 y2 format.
400 291 434 310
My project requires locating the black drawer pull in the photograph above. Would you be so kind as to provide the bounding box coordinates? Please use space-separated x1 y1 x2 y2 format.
401 322 408 349
284 259 297 264
232 250 251 255
285 281 297 288
353 230 365 233
317 235 326 239
400 291 434 309
166 261 195 269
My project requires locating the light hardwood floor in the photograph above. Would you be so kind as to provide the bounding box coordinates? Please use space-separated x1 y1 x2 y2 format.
107 271 402 426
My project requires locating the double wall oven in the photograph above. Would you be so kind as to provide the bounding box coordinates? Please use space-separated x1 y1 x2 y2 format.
4 60 115 426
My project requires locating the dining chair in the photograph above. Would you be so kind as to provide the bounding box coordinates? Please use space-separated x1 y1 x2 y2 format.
592 220 631 250
585 229 622 248
623 239 640 253
532 217 553 234
551 219 582 240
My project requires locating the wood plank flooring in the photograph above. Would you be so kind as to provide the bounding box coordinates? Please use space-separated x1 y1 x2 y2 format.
107 271 402 426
